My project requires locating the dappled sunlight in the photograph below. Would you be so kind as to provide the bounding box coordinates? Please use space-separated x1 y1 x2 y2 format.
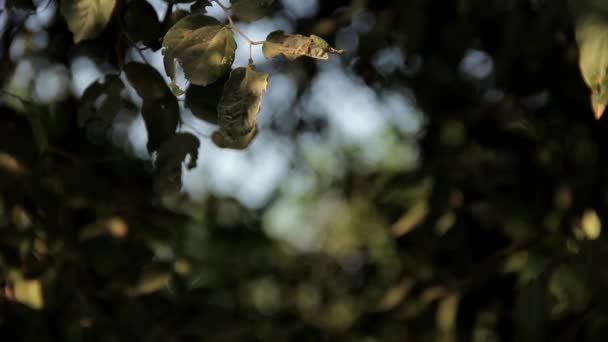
5 0 600 339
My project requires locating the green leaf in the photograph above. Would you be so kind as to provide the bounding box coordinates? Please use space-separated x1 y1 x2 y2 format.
142 98 180 153
262 30 345 61
60 0 116 43
212 65 268 149
162 14 237 86
124 62 171 101
571 0 608 119
184 76 228 124
549 265 589 317
574 16 608 118
190 0 212 12
154 133 200 194
78 75 124 129
123 0 161 46
230 0 275 22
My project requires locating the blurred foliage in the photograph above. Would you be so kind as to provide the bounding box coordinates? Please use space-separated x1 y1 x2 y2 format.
2 0 608 341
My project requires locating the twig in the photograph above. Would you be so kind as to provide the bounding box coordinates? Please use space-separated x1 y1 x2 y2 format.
123 32 151 65
211 0 264 46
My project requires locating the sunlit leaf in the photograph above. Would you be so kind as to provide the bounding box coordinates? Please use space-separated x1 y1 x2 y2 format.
162 14 237 86
123 0 161 46
130 263 173 296
212 66 269 149
60 0 116 43
262 30 344 60
571 0 608 119
154 132 200 194
162 52 181 95
390 201 428 237
581 209 601 240
230 0 275 22
77 75 124 129
8 270 44 310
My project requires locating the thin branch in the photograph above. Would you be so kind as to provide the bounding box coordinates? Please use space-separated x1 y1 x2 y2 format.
211 0 264 46
120 29 151 65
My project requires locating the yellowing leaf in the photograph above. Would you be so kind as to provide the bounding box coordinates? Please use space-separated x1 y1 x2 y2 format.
390 201 429 237
60 0 116 43
212 66 269 149
130 264 173 296
211 129 257 150
581 209 601 240
162 14 237 86
9 271 44 310
263 30 344 61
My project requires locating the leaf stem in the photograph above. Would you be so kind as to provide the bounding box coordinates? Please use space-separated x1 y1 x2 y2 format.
211 0 264 46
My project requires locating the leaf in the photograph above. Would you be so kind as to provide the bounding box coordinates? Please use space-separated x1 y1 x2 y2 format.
78 75 124 129
572 6 608 119
142 98 180 153
211 129 257 149
262 30 345 61
162 52 179 94
581 209 602 239
154 133 200 194
213 66 269 149
162 14 237 86
8 270 44 310
60 0 116 43
124 63 180 152
549 265 589 317
124 62 171 101
230 0 276 22
190 0 212 12
130 263 173 296
123 0 161 46
184 76 228 124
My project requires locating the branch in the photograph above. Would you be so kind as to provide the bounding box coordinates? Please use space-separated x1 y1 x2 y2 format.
211 0 264 46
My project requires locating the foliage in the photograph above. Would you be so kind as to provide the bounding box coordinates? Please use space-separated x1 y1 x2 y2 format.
3 0 608 341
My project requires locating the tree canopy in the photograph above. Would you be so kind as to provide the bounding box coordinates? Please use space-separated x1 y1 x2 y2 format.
2 0 608 341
